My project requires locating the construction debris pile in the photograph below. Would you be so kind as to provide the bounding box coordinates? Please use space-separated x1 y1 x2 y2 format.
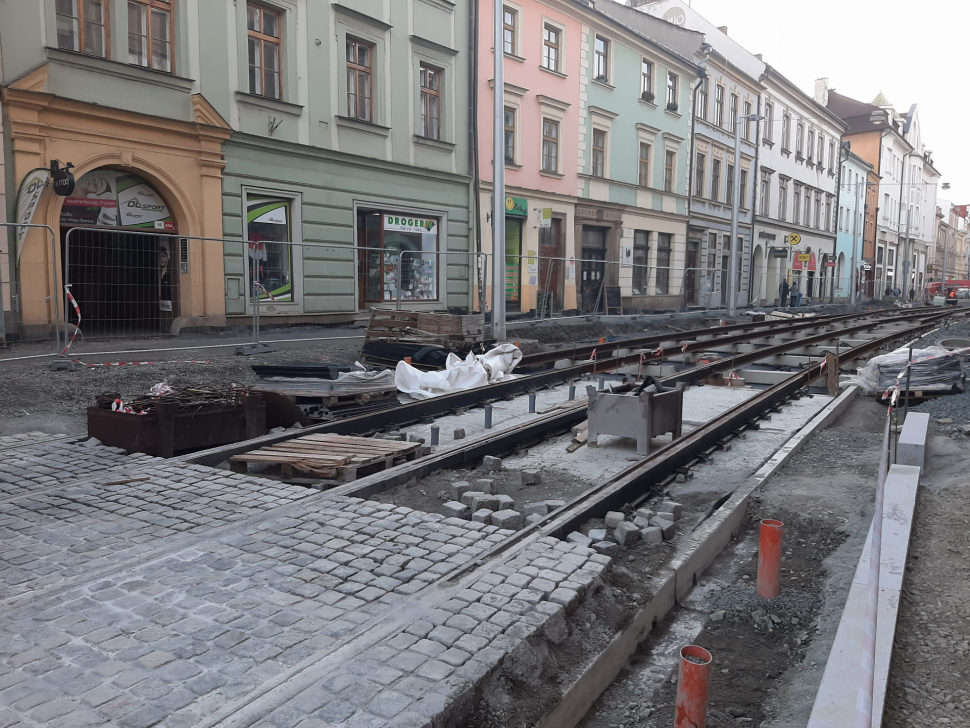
95 383 254 415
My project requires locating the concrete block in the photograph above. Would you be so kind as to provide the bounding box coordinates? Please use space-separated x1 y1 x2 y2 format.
657 511 677 523
472 509 493 524
545 499 566 511
897 412 929 470
460 491 485 507
660 501 684 520
491 510 524 530
408 434 426 444
475 478 494 494
633 515 652 529
495 494 515 510
566 531 592 547
525 513 544 526
451 481 473 500
454 428 466 440
483 456 503 471
472 494 501 511
548 587 581 614
518 469 541 485
443 501 469 519
640 527 663 543
649 517 676 540
593 541 618 557
634 508 654 522
524 502 549 516
604 511 626 529
614 521 640 546
587 528 607 542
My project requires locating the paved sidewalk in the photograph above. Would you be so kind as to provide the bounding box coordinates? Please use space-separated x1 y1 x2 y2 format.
0 438 609 728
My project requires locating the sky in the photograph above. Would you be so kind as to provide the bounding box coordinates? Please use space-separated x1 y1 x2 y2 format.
685 0 969 206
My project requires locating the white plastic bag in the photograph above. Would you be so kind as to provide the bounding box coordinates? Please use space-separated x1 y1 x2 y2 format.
395 343 522 399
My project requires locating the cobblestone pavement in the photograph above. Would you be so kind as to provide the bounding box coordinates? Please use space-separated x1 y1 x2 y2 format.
0 439 609 728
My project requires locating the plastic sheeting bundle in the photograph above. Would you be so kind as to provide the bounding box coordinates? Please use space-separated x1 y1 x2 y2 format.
394 343 523 400
847 346 966 396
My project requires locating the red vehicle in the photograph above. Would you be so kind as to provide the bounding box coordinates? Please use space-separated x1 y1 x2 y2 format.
926 280 970 298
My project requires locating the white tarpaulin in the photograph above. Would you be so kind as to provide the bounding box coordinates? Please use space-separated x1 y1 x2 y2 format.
394 343 523 399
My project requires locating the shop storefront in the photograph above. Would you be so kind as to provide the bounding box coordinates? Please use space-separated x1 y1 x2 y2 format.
504 196 528 312
357 211 440 306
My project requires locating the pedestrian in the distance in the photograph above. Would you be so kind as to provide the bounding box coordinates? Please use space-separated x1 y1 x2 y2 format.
779 279 790 308
789 281 800 307
909 287 915 302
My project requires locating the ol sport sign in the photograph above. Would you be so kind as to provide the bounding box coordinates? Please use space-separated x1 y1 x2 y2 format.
384 215 438 235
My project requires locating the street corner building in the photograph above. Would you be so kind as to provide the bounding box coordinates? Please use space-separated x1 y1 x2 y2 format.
0 0 475 340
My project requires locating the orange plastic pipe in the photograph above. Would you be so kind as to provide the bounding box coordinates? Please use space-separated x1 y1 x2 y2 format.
758 518 784 599
675 645 713 728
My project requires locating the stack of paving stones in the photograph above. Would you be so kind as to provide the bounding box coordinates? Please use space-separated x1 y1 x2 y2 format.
0 440 614 728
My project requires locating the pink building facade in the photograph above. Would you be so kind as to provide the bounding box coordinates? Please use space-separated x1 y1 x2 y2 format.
478 0 583 314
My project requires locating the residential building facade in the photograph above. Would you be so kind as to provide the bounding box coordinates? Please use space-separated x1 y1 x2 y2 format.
834 150 874 299
931 203 968 285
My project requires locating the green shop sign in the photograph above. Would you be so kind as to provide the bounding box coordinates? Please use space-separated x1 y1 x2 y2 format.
505 196 528 217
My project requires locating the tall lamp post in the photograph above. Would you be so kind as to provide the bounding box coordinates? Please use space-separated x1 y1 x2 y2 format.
727 112 764 317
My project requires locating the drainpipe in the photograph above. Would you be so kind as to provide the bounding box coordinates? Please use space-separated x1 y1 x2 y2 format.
685 71 705 307
468 0 482 314
749 93 762 306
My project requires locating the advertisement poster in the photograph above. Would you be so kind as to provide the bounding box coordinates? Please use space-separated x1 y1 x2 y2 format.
621 245 634 267
527 251 538 285
566 256 576 280
14 168 50 261
60 170 175 230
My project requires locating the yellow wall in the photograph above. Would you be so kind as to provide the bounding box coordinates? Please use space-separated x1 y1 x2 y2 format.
2 65 231 333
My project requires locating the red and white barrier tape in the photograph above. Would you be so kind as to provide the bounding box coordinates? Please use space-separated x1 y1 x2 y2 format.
256 282 278 302
588 348 597 361
76 359 213 368
654 347 664 356
60 285 82 357
681 342 688 353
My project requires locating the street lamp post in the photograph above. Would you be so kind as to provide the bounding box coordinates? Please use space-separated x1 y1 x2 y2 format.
727 113 764 317
491 0 506 341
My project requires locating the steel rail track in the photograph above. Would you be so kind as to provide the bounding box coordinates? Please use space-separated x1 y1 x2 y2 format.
184 308 924 467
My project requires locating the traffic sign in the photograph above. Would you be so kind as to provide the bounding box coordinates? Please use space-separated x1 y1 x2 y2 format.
787 233 801 246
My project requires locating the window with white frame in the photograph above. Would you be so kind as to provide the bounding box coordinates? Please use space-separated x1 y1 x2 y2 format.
714 84 724 127
742 100 752 141
56 0 108 57
739 169 748 209
592 129 606 177
730 92 738 128
726 163 735 206
638 142 650 187
711 159 721 202
542 24 560 72
594 36 609 82
796 121 804 157
807 129 815 163
132 0 174 72
759 172 770 215
419 64 441 139
504 107 516 163
793 184 802 225
778 178 788 221
641 59 654 101
782 112 791 151
817 134 825 170
764 102 774 141
346 37 373 120
503 6 516 55
697 76 708 119
541 118 559 173
694 152 706 197
664 150 675 192
666 72 678 110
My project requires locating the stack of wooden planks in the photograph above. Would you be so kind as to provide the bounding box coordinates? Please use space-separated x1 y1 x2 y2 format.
229 433 421 483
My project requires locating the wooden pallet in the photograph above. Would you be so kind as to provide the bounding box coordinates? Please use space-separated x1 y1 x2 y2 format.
229 433 421 482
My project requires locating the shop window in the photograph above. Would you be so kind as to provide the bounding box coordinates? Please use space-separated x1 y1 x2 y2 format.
655 233 672 295
420 64 441 140
129 0 173 73
56 0 108 58
541 119 559 173
247 196 293 302
632 230 649 294
346 37 373 121
357 211 439 303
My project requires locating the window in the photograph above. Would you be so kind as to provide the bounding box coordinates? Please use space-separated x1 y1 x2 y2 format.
714 84 724 127
638 143 650 187
541 119 559 173
697 77 708 119
782 112 791 151
594 36 609 82
655 233 672 294
838 207 844 231
542 24 560 72
818 135 825 170
503 7 516 55
666 72 679 110
358 210 440 302
803 188 811 225
825 196 832 232
420 64 441 139
693 153 706 197
764 102 774 141
130 0 173 72
814 192 822 228
504 107 516 163
759 172 770 215
796 121 804 157
664 150 675 192
730 93 738 129
739 169 748 209
247 196 293 302
742 100 752 141
641 59 654 100
793 185 801 225
778 178 788 221
632 230 650 294
592 129 606 177
711 159 721 202
807 129 815 162
56 0 107 57
721 236 730 291
346 38 373 120
708 232 717 287
726 163 735 206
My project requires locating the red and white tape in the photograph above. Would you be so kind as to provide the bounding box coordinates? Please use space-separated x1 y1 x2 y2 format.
59 285 82 357
76 359 213 368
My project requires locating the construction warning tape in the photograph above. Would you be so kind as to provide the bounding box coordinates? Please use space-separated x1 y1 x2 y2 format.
681 342 688 353
60 285 82 357
588 348 597 361
256 282 278 302
654 347 664 356
76 360 214 368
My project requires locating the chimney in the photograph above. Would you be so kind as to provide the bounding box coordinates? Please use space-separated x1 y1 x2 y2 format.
814 78 829 107
717 26 728 35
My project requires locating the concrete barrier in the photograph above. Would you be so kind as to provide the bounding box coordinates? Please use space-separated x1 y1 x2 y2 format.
897 411 929 470
808 463 922 728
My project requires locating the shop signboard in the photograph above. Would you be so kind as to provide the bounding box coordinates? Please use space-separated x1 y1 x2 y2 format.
505 196 528 218
60 170 175 230
538 208 552 228
384 215 438 235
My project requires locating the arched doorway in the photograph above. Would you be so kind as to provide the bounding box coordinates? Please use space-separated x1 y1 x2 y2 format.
750 245 766 305
60 169 179 335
